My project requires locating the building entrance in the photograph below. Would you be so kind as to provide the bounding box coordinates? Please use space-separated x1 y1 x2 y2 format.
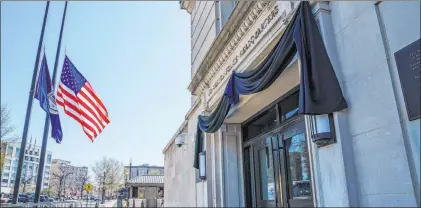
242 90 314 207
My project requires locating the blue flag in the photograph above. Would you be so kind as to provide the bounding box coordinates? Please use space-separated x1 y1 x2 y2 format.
35 54 63 143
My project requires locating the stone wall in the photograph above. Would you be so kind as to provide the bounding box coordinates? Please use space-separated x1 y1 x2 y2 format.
310 1 420 207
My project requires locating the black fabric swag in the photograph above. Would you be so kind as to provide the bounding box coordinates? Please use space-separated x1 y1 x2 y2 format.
193 2 347 169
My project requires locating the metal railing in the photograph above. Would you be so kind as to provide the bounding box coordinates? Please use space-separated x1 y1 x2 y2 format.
127 199 164 208
1 201 84 208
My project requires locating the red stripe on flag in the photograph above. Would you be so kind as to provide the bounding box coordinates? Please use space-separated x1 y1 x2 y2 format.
79 110 102 135
77 92 107 128
59 85 78 101
79 86 110 123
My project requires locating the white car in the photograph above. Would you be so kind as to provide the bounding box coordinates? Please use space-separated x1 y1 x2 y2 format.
1 193 11 204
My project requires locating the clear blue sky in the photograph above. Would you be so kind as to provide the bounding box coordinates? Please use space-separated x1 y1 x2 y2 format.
1 1 191 168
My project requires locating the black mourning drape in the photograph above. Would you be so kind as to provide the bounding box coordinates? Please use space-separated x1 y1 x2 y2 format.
194 2 347 169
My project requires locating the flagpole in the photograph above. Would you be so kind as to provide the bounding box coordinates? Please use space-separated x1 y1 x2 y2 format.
12 1 50 204
34 1 68 203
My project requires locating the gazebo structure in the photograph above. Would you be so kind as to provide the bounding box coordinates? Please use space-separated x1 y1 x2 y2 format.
127 175 164 207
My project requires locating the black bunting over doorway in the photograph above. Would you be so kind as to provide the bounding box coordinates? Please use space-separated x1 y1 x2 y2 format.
194 1 347 169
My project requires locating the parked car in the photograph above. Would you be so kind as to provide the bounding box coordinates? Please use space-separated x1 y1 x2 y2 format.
18 193 29 203
40 195 49 202
1 193 10 204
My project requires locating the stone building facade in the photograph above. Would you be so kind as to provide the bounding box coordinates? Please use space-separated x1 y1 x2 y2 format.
163 1 420 207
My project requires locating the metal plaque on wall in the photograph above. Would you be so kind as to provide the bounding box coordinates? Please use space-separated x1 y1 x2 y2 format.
394 38 420 121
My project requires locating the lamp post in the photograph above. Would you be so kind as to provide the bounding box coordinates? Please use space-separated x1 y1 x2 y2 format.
129 158 132 180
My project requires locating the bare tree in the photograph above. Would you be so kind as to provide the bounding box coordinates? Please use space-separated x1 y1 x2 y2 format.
92 157 123 201
1 104 17 174
20 174 34 193
51 165 73 197
75 171 90 198
1 104 15 140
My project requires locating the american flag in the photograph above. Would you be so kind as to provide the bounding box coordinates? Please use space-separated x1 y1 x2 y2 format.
56 55 110 142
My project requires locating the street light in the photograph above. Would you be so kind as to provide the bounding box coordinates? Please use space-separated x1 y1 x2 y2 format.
129 158 132 180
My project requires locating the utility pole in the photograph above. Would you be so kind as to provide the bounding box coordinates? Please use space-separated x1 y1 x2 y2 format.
34 1 68 203
12 2 50 204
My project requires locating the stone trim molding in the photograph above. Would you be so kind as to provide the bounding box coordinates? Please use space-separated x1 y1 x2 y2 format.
180 0 195 14
207 3 282 97
204 2 298 111
188 1 266 95
185 97 202 120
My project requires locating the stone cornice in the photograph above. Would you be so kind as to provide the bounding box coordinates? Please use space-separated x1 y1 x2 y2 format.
180 0 195 14
185 97 202 120
187 1 261 95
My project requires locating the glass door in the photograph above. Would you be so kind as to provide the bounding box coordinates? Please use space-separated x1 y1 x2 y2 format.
279 120 313 207
253 135 277 207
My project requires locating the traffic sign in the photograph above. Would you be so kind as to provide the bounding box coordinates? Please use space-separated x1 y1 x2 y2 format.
84 183 93 193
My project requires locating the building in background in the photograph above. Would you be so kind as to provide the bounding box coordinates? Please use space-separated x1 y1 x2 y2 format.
0 140 52 193
49 159 88 197
125 164 164 178
164 1 420 207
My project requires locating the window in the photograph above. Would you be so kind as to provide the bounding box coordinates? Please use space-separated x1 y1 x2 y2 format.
242 108 278 142
216 1 237 32
15 148 20 158
6 146 13 156
29 151 33 155
2 179 8 183
47 154 52 164
279 92 299 122
242 89 300 143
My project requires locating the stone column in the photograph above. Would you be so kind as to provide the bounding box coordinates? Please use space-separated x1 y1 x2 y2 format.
218 124 245 207
305 2 359 207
